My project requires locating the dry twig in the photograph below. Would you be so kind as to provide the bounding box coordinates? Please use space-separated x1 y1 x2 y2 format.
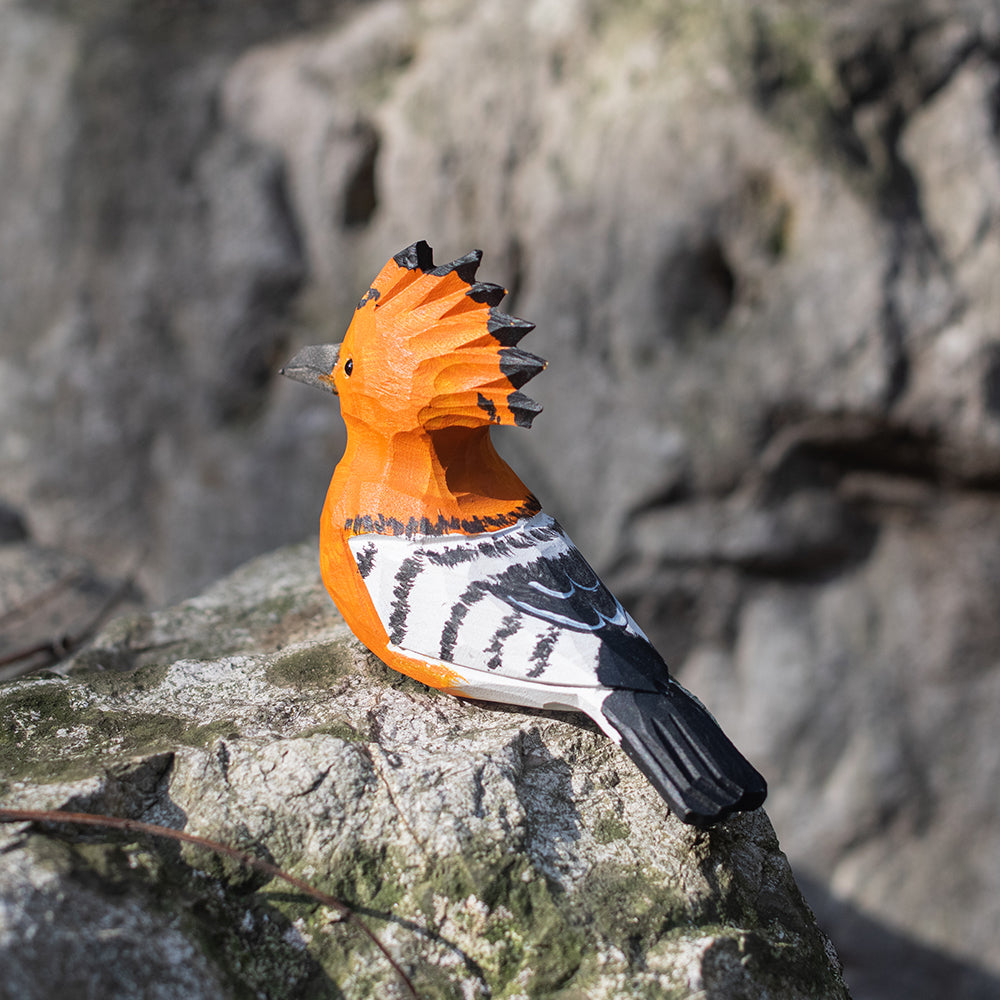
0 807 419 1000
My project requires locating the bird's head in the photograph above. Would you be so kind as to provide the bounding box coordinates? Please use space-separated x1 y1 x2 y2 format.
281 241 545 435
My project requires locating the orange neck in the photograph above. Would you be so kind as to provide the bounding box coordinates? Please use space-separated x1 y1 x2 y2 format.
327 422 539 536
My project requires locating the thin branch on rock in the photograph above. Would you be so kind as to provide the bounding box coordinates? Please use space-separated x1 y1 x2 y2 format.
0 807 419 1000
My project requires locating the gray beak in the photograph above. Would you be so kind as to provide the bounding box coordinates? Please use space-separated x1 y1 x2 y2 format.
280 343 341 394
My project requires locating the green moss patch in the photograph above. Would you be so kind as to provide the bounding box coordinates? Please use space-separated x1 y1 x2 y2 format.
593 811 631 844
297 719 365 743
0 676 238 785
266 639 356 689
71 659 172 697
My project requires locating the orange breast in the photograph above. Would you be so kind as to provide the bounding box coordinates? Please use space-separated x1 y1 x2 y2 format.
319 487 467 691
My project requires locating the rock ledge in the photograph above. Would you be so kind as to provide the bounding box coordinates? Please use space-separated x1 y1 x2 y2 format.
0 543 848 999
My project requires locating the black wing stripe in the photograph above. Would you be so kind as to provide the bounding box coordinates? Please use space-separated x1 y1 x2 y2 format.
355 542 377 579
388 555 424 644
424 544 477 567
527 624 561 678
439 581 490 660
485 612 522 671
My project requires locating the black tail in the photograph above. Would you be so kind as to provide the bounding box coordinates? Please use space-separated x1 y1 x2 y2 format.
601 684 767 827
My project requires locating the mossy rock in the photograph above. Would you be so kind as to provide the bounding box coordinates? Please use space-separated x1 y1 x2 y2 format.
0 544 850 999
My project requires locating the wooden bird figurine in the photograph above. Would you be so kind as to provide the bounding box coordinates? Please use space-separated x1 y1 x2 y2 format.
281 241 766 826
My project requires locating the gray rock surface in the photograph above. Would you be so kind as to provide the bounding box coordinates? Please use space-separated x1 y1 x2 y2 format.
0 544 848 1000
2 0 999 996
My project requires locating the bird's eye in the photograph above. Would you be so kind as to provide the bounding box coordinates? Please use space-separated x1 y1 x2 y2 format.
344 358 354 377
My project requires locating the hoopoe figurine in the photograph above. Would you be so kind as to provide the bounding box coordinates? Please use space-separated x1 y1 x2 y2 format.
282 241 766 826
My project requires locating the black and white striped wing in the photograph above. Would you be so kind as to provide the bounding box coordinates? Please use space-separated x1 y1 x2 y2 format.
347 512 657 691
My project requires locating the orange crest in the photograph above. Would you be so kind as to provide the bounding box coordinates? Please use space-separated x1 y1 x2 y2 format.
333 241 545 433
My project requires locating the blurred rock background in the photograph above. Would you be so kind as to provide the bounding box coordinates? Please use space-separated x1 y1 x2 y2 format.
1 0 998 996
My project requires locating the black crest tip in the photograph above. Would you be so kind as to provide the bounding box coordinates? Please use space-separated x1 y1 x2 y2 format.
487 310 536 346
499 347 547 389
394 240 435 271
508 390 543 428
431 249 483 284
467 282 506 307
